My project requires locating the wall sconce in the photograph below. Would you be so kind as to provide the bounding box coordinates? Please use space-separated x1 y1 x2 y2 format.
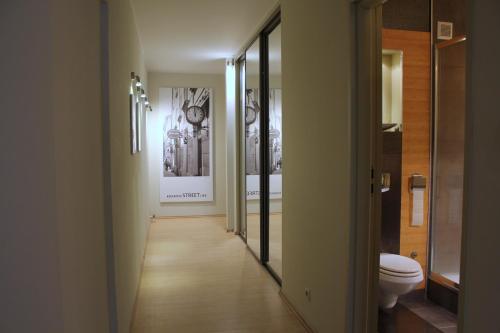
130 72 153 112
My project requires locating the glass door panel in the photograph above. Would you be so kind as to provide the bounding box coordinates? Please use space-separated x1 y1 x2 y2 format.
245 38 261 259
431 39 466 288
267 24 282 277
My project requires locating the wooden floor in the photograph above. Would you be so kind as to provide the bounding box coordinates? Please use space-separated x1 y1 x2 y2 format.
131 216 306 333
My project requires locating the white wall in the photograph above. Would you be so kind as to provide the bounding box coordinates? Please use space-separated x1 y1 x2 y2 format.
147 72 227 217
281 0 354 331
107 0 150 331
460 0 500 330
1 1 110 332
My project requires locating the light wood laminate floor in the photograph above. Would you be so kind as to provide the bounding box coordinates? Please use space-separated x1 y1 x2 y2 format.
131 216 306 333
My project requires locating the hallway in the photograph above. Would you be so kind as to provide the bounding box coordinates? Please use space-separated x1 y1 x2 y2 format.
131 216 306 333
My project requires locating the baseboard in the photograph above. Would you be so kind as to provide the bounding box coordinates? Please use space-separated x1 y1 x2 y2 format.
279 291 316 333
153 213 227 220
129 220 151 332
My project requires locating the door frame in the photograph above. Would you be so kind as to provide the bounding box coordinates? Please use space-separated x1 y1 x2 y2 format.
350 0 385 331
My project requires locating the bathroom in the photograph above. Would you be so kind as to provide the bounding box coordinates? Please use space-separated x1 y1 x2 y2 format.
378 0 466 331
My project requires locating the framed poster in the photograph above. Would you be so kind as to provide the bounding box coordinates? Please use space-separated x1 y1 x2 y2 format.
137 92 143 152
159 87 214 202
130 82 138 154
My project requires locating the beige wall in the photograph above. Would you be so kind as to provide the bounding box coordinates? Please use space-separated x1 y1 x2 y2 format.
281 0 353 331
107 0 150 332
147 72 227 217
1 1 65 331
1 0 110 332
51 0 111 332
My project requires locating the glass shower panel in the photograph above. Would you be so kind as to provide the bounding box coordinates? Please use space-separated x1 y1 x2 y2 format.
267 24 282 277
245 39 261 259
431 39 466 287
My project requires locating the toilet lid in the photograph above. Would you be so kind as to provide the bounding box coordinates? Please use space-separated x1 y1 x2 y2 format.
380 253 421 274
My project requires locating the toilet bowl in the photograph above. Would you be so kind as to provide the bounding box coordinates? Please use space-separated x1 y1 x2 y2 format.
379 253 423 309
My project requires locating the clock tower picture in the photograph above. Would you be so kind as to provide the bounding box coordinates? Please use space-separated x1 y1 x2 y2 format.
159 87 213 202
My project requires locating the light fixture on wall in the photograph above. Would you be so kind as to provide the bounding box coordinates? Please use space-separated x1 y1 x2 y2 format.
130 71 153 112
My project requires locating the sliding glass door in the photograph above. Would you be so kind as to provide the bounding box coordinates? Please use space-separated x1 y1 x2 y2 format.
245 38 262 259
238 12 282 282
267 23 282 278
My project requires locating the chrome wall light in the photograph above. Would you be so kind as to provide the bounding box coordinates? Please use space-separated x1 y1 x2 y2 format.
130 72 153 112
129 71 153 155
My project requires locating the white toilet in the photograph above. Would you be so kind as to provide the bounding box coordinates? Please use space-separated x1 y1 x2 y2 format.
379 253 423 309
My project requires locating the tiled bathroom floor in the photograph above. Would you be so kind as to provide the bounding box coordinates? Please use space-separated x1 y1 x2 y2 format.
379 291 458 333
399 291 457 332
379 304 442 333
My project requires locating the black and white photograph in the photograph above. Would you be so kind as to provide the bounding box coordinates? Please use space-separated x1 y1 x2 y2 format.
159 87 214 202
163 87 211 177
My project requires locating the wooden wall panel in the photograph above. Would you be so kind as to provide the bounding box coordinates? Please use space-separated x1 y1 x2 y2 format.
383 29 431 289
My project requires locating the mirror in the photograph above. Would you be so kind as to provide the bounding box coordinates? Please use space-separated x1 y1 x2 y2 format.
245 38 261 259
381 49 403 255
382 50 403 132
268 24 282 277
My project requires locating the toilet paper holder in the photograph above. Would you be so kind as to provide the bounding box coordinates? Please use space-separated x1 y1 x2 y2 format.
409 174 426 227
409 174 426 192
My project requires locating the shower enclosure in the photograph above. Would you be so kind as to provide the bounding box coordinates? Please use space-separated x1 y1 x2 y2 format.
430 36 466 294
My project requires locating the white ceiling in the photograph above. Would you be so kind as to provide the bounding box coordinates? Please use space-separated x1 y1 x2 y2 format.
131 0 279 74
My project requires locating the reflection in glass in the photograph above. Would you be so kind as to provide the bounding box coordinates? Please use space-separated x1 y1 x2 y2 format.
245 38 261 259
381 49 403 255
239 59 247 239
382 50 403 131
431 39 466 287
268 24 282 277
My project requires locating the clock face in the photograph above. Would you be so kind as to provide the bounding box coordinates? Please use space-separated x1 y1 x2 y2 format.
185 106 206 125
246 106 257 125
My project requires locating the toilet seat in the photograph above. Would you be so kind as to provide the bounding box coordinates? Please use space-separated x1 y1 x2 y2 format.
380 268 421 278
380 253 422 276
